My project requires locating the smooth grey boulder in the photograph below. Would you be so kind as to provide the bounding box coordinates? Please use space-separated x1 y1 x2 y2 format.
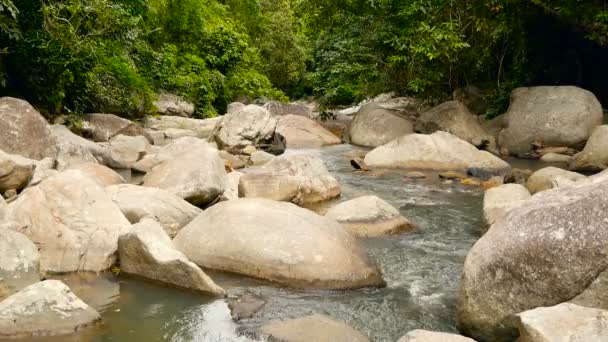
250 150 275 166
0 280 100 339
118 219 225 296
498 86 602 156
0 229 40 300
276 114 341 148
526 167 586 194
142 146 226 206
83 113 152 143
212 104 277 153
8 169 130 273
482 184 531 225
325 195 415 237
0 150 36 193
51 125 103 170
570 125 608 171
516 303 608 342
259 314 369 342
69 163 125 187
398 330 477 342
457 174 608 341
107 184 201 238
349 103 414 147
0 97 59 160
153 93 194 117
173 198 384 289
415 101 496 152
239 154 341 205
133 136 215 173
263 101 312 117
103 134 151 169
540 152 571 163
144 116 220 139
364 132 510 178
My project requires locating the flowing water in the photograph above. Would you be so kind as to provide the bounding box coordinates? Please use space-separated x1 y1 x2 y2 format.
24 144 501 342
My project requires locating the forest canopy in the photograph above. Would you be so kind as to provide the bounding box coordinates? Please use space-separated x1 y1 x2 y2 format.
1 0 607 118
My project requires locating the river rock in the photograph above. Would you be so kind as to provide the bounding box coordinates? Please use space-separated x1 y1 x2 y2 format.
570 125 608 171
212 104 277 153
415 101 496 152
118 219 224 296
227 102 246 114
482 184 531 225
349 103 414 147
540 152 571 163
144 116 220 139
239 154 341 205
364 132 510 178
263 101 312 117
325 195 415 237
453 85 486 115
250 150 275 166
526 167 586 194
498 86 602 156
107 184 201 238
133 137 214 173
398 330 476 342
0 97 59 160
0 150 35 193
221 171 243 201
69 163 125 187
227 291 266 320
153 93 194 117
8 169 130 273
83 113 152 143
50 125 104 170
0 280 100 339
103 134 151 169
457 174 608 341
142 147 226 206
174 198 384 289
0 229 40 300
276 114 341 148
259 314 369 342
516 303 608 342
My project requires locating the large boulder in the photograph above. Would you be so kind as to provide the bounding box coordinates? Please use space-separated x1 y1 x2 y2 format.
83 113 152 143
133 137 214 173
276 114 341 148
453 85 486 115
118 219 225 296
398 330 476 342
263 101 313 117
0 150 36 193
173 198 384 289
69 163 125 187
107 184 201 238
364 132 511 179
498 86 602 156
0 97 58 160
50 125 104 170
212 104 277 153
153 93 194 117
0 229 40 300
103 134 151 169
482 184 531 225
142 147 226 206
415 101 496 152
239 154 341 205
526 167 586 194
7 169 130 273
457 174 608 341
570 125 608 171
144 116 220 139
516 303 608 342
259 314 369 342
349 103 414 147
325 195 415 237
0 280 100 339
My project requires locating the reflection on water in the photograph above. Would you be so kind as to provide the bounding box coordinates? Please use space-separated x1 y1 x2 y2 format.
20 144 489 342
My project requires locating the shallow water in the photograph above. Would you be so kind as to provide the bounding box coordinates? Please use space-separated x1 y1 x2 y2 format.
24 144 488 342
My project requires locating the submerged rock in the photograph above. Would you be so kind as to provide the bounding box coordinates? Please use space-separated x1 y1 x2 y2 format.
526 166 586 194
227 291 266 320
398 330 476 342
349 103 414 147
276 114 341 148
0 229 40 300
118 219 225 296
173 198 384 289
0 280 100 339
482 184 530 226
325 195 415 237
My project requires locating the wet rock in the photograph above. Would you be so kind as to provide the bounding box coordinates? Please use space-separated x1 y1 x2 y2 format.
8 169 130 273
526 167 586 194
174 198 384 289
83 113 152 143
212 104 277 154
153 93 194 117
250 150 275 166
144 116 220 139
540 152 571 163
276 114 341 148
398 329 476 342
457 174 608 341
415 101 496 152
0 97 59 160
498 86 602 156
69 163 126 187
483 184 530 226
259 314 369 342
439 171 468 180
325 195 415 237
107 184 201 238
50 125 104 170
516 303 608 342
0 150 35 193
118 218 225 296
103 134 151 169
227 291 266 320
364 132 510 179
0 280 100 339
570 125 608 171
0 229 40 300
349 103 414 147
239 154 341 205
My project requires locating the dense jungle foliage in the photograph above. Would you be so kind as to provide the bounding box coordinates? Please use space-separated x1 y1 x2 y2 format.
1 0 607 118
